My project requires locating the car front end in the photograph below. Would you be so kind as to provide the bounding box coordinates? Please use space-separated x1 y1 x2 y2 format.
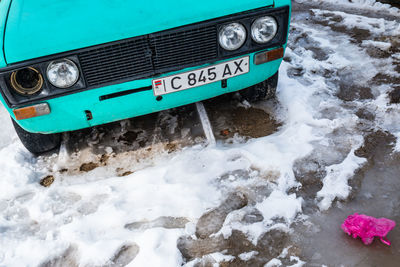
0 0 291 136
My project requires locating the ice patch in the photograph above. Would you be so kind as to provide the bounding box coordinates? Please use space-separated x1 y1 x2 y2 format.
208 252 235 264
362 40 392 50
129 228 184 267
238 250 259 261
312 9 400 37
317 149 367 211
393 53 400 60
256 191 303 224
0 105 15 149
298 0 400 15
265 258 283 267
393 132 400 152
288 256 306 267
196 102 216 146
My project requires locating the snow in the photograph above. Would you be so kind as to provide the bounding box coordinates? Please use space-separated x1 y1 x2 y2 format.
393 53 400 60
0 104 15 149
1 1 400 266
2 132 309 266
362 40 392 50
185 252 235 267
256 191 303 224
298 0 400 15
238 251 259 261
265 258 283 267
311 9 400 37
317 149 367 211
288 256 306 267
393 132 400 152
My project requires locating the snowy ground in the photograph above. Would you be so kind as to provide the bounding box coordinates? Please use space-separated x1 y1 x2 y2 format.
1 1 400 266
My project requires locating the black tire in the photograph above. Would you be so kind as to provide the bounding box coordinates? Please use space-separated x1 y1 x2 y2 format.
240 71 279 103
12 119 61 155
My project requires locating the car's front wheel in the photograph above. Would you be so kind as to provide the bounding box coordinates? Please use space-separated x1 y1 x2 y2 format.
240 71 279 103
12 119 61 155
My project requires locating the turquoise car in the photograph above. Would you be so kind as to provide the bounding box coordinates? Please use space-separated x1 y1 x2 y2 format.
0 0 291 154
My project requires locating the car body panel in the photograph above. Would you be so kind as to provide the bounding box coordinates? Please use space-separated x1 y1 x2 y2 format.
4 0 274 63
0 0 12 68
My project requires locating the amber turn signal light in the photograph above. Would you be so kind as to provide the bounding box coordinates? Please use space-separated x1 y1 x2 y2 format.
13 103 50 120
254 47 284 65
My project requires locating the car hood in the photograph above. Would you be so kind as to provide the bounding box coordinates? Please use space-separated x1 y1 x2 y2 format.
4 0 274 64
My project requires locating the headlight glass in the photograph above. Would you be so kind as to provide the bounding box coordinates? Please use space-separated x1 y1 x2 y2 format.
219 23 247 51
10 67 43 95
46 59 79 88
251 16 278 44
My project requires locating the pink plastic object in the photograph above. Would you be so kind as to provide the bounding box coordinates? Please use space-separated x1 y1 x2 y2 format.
341 213 396 246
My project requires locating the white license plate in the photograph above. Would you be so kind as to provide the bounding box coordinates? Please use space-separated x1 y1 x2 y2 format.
152 56 250 96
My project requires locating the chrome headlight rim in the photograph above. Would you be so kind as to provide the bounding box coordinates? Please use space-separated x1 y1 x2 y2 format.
251 16 278 44
46 59 80 89
10 67 44 95
218 22 247 51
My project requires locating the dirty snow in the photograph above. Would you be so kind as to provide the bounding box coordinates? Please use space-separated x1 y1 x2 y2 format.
1 1 400 266
362 40 392 50
317 149 367 210
238 251 258 261
265 258 283 267
297 0 400 14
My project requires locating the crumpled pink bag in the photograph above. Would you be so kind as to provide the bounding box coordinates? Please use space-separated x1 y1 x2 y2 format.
341 213 396 245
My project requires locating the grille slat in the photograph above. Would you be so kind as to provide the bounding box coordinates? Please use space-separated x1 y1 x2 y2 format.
82 59 151 74
153 54 217 69
154 44 217 57
85 67 154 81
154 47 217 58
78 25 218 87
152 40 217 52
87 74 152 86
79 46 148 62
79 52 147 64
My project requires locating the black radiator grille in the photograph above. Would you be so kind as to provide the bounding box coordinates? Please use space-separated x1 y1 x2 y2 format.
151 26 218 72
78 38 153 86
78 25 218 87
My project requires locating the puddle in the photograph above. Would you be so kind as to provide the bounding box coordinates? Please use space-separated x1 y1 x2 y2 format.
293 132 400 266
204 95 281 140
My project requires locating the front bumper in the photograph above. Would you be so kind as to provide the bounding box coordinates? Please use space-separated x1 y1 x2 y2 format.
9 50 283 134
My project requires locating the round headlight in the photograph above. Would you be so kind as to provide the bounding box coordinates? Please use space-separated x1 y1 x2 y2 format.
10 67 43 95
47 59 79 88
219 23 247 51
251 16 278 44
